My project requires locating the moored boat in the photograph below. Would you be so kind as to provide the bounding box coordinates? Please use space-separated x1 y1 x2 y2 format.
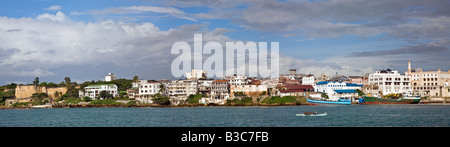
307 99 351 105
32 105 52 109
359 96 420 104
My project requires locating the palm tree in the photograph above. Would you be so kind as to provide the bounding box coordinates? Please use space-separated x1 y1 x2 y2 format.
133 76 139 83
159 83 166 96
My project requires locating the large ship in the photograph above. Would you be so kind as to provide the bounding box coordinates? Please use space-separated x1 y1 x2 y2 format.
307 98 351 105
359 95 420 104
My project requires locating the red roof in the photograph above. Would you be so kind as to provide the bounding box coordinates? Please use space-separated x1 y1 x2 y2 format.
285 85 314 90
280 89 304 93
213 80 228 83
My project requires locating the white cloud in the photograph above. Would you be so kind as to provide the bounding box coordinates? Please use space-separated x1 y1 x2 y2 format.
36 11 69 22
279 55 376 76
45 5 62 11
72 5 197 21
7 68 56 77
0 11 232 80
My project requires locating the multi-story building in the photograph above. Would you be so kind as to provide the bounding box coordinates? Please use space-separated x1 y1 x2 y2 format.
197 80 213 96
405 61 450 97
79 84 118 99
210 80 229 104
302 74 315 85
314 81 363 100
168 80 198 104
185 69 207 80
368 69 411 95
138 81 161 98
349 76 369 86
105 73 116 82
226 75 248 86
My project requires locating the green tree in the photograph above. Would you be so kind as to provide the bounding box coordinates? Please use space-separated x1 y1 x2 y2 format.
159 83 165 95
64 77 78 98
39 82 48 87
321 93 329 99
31 93 49 102
64 77 71 88
47 82 58 87
98 90 113 99
355 89 365 96
133 76 139 83
152 93 170 105
33 77 39 86
54 91 60 99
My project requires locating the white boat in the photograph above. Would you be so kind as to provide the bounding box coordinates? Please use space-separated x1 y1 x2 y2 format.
32 105 52 109
402 93 421 100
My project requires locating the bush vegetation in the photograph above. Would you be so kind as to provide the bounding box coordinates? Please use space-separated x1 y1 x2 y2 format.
261 96 306 105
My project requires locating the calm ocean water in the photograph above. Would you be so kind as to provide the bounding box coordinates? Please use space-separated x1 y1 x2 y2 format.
0 105 449 127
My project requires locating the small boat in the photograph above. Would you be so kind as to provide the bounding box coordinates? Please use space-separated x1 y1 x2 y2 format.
32 105 52 109
296 111 327 117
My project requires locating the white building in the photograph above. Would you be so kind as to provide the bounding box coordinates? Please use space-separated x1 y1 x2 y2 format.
226 75 248 86
79 84 118 99
302 75 315 85
138 80 161 101
105 73 116 82
368 69 411 95
168 80 198 104
186 69 207 80
314 81 363 100
209 80 229 104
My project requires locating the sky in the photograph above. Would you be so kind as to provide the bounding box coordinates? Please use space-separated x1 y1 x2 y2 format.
0 0 449 84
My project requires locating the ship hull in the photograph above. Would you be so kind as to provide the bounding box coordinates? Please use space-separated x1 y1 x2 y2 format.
360 96 420 104
307 99 351 105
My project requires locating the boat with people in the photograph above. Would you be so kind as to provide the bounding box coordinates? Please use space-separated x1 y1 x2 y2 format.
306 98 351 105
296 111 327 117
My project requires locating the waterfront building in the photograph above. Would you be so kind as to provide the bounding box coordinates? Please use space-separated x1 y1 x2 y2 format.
197 80 213 96
314 81 363 101
368 68 411 95
79 84 118 99
278 85 314 97
230 84 268 98
126 87 139 99
168 80 198 104
138 80 161 103
210 80 229 104
105 73 116 82
405 61 450 97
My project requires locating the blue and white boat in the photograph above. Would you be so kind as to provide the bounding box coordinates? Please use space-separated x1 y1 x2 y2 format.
307 98 351 105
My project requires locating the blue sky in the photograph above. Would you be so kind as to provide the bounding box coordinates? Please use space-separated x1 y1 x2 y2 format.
0 0 449 84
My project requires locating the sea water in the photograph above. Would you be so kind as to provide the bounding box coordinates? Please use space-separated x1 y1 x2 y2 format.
0 105 448 127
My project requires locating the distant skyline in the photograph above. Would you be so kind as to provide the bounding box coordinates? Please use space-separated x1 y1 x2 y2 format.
1 0 449 84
